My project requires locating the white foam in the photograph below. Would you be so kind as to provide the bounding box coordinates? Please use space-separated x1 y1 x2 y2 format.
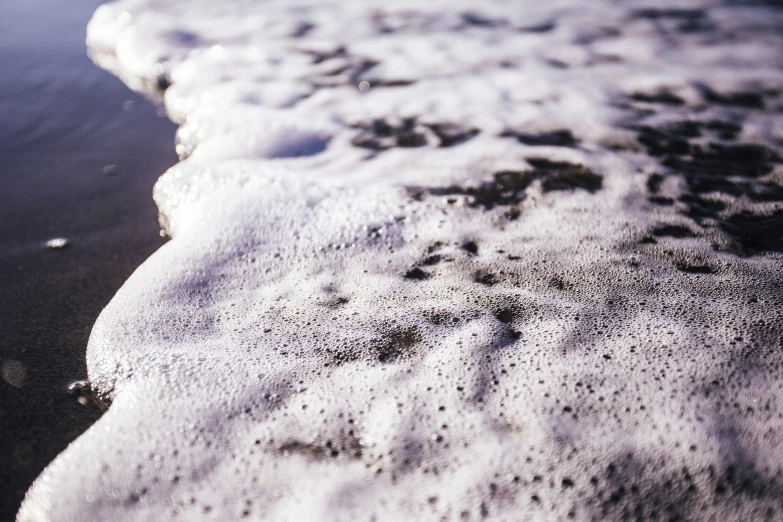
19 1 783 520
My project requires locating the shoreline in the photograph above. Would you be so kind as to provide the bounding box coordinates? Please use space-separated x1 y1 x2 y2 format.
0 0 178 519
14 1 783 520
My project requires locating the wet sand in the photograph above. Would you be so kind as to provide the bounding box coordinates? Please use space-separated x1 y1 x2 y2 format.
0 1 177 519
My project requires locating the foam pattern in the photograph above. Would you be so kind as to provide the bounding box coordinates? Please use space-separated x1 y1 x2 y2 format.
18 1 783 520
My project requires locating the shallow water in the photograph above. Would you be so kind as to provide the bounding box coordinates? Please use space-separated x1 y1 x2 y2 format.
0 0 177 519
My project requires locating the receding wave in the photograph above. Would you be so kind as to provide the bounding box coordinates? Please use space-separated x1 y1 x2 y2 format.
18 1 783 520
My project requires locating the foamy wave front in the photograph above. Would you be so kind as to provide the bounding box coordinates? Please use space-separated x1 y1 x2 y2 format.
18 1 783 520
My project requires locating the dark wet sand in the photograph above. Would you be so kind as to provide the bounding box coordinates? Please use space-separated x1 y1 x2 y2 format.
0 1 177 519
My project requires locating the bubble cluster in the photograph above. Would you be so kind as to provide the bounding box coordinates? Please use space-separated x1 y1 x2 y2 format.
18 0 783 521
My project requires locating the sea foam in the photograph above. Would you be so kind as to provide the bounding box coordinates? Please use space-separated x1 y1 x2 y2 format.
18 1 783 520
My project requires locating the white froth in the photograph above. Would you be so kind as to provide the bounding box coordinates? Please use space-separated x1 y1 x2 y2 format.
18 1 783 521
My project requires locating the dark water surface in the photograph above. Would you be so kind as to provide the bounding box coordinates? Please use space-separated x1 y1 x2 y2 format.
0 1 178 519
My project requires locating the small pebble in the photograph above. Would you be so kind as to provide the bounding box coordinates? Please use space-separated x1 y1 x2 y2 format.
45 238 69 250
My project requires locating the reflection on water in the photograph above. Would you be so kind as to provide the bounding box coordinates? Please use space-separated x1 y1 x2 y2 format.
0 0 178 518
0 0 136 157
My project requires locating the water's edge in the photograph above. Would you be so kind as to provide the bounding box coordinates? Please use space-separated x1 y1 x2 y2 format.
0 1 177 519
